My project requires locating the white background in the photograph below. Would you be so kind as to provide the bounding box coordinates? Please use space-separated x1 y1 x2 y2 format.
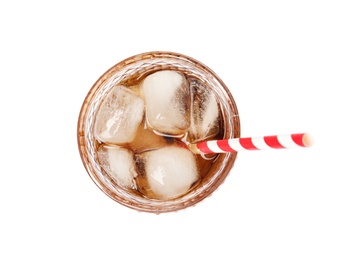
1 1 358 259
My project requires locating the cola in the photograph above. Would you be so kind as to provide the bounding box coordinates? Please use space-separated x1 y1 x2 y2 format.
78 52 240 213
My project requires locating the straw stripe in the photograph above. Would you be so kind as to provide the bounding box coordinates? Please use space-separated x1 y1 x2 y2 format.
206 140 223 153
251 137 271 150
291 133 306 147
217 140 237 152
264 135 285 148
277 134 297 148
196 141 212 154
190 133 313 154
239 137 258 150
228 138 245 151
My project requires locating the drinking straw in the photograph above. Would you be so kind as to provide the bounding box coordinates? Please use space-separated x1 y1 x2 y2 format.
188 133 313 154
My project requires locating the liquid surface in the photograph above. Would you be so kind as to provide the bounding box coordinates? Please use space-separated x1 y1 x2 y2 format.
94 70 223 200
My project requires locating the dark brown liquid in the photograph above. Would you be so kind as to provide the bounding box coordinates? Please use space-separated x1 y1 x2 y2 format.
95 72 224 200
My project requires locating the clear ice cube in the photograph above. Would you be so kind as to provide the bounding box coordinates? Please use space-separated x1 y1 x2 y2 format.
98 145 138 189
141 70 190 136
136 146 199 200
188 79 220 142
94 86 144 144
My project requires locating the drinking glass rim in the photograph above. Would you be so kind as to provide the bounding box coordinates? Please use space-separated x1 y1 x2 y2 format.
77 51 240 213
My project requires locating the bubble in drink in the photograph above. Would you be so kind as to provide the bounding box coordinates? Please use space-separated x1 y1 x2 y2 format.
94 86 144 144
141 70 190 136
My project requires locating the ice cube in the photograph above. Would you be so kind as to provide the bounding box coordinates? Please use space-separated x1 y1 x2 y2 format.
141 70 190 136
98 145 137 188
94 86 144 144
138 146 199 200
188 79 220 142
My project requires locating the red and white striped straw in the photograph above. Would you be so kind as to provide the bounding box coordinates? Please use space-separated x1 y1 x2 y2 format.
188 133 313 154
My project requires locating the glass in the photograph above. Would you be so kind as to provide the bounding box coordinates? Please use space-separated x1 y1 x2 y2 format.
77 51 240 213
